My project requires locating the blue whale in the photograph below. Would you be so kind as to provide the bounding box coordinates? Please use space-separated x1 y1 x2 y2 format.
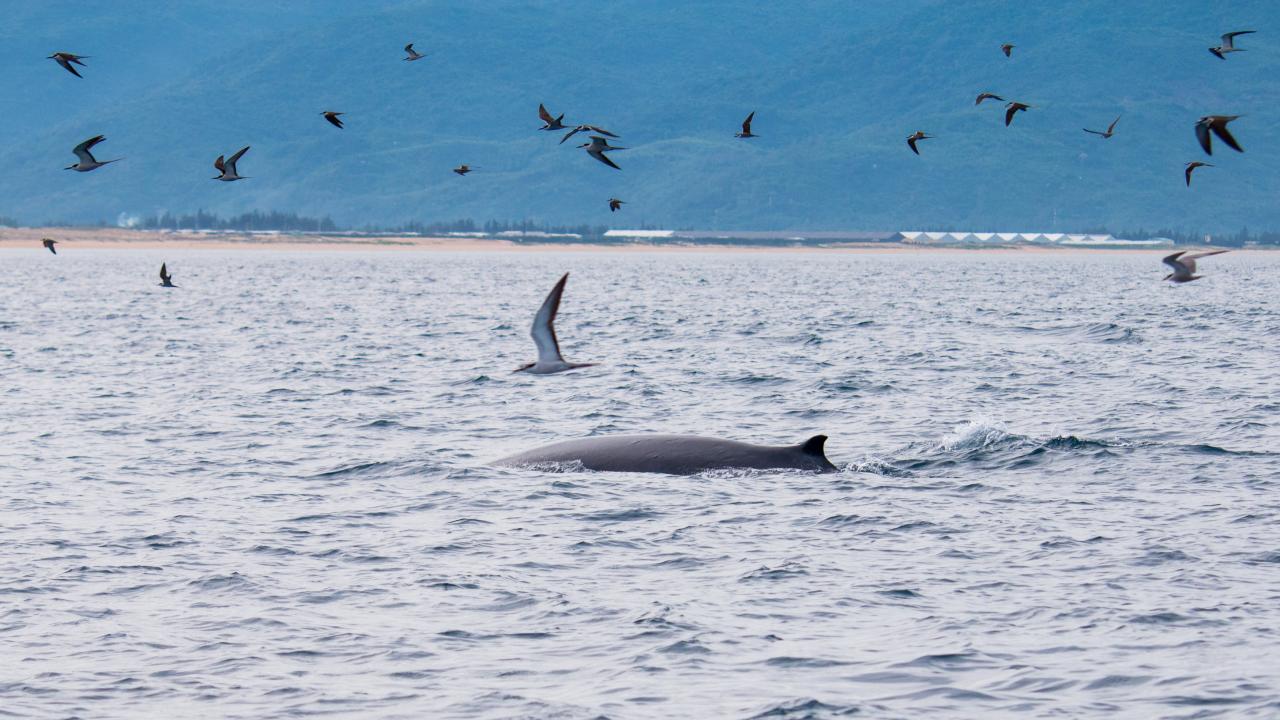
495 434 838 475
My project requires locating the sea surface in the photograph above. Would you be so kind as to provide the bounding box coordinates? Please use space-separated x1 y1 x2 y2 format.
1 248 1278 719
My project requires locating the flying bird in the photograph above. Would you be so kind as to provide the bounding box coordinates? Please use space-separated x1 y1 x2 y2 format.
65 135 120 172
539 104 568 131
42 239 57 255
735 111 757 138
1162 250 1228 283
515 273 595 374
1185 161 1213 187
560 124 618 145
1004 102 1031 126
1001 43 1015 57
48 52 88 78
906 131 933 155
1195 116 1243 155
159 263 176 288
321 111 344 129
578 136 624 170
1084 115 1121 139
608 198 624 212
975 92 1005 105
1209 31 1255 59
213 146 250 181
403 43 425 61
453 164 475 176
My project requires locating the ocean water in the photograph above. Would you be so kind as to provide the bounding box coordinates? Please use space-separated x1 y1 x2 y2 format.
1 247 1278 719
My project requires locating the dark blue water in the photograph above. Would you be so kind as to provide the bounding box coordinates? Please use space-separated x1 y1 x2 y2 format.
1 248 1277 718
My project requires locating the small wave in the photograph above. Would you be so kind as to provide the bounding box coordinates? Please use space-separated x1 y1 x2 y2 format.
747 698 861 718
1011 321 1140 344
740 562 808 582
764 656 852 668
309 460 389 478
577 508 661 523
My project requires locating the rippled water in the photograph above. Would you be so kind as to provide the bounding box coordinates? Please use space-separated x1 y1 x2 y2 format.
2 248 1278 719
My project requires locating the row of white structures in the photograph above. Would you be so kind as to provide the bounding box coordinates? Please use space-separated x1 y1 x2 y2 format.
897 231 1172 246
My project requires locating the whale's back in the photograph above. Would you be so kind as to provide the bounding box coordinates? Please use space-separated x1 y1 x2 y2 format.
495 434 837 475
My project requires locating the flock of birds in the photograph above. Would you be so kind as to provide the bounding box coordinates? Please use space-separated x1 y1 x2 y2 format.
35 31 1250 343
909 31 1255 193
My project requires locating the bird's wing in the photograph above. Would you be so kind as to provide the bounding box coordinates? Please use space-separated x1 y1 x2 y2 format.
1161 252 1189 275
214 155 225 172
326 114 343 128
1004 106 1017 126
1210 122 1243 152
907 137 919 154
586 125 618 138
538 104 554 124
1083 128 1105 135
1222 30 1255 47
1185 165 1194 186
530 273 568 364
590 150 621 169
73 135 104 162
559 126 582 144
742 111 755 134
160 263 169 281
226 146 250 172
56 57 83 77
1182 249 1229 263
1107 115 1121 133
404 43 414 53
1195 121 1212 154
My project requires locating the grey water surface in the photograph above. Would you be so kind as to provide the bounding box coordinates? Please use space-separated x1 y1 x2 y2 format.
1 248 1278 719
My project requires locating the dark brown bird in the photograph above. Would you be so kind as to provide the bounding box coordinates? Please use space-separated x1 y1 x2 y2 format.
539 104 567 131
560 124 618 145
1195 116 1243 155
1004 102 1031 126
1001 43 1015 57
608 198 624 212
321 111 344 129
66 135 120 172
735 111 757 138
1163 250 1228 283
48 52 88 78
403 43 425 61
1084 115 1121 139
975 92 1005 105
213 146 250 181
42 238 58 255
906 131 932 155
579 136 623 170
1209 31 1254 59
159 263 176 288
1185 161 1213 187
453 164 474 176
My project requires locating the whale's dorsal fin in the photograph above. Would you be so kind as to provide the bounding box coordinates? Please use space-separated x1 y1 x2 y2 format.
799 435 828 456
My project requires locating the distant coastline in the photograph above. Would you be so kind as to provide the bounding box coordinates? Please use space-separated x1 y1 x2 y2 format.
1 227 1273 253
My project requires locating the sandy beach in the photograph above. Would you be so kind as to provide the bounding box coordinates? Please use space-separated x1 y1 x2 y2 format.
0 227 1228 254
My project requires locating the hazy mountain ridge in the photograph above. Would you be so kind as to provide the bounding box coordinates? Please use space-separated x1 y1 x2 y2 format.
1 0 1276 231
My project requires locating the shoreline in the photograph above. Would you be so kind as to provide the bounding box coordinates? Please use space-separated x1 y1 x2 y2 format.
0 228 1264 254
